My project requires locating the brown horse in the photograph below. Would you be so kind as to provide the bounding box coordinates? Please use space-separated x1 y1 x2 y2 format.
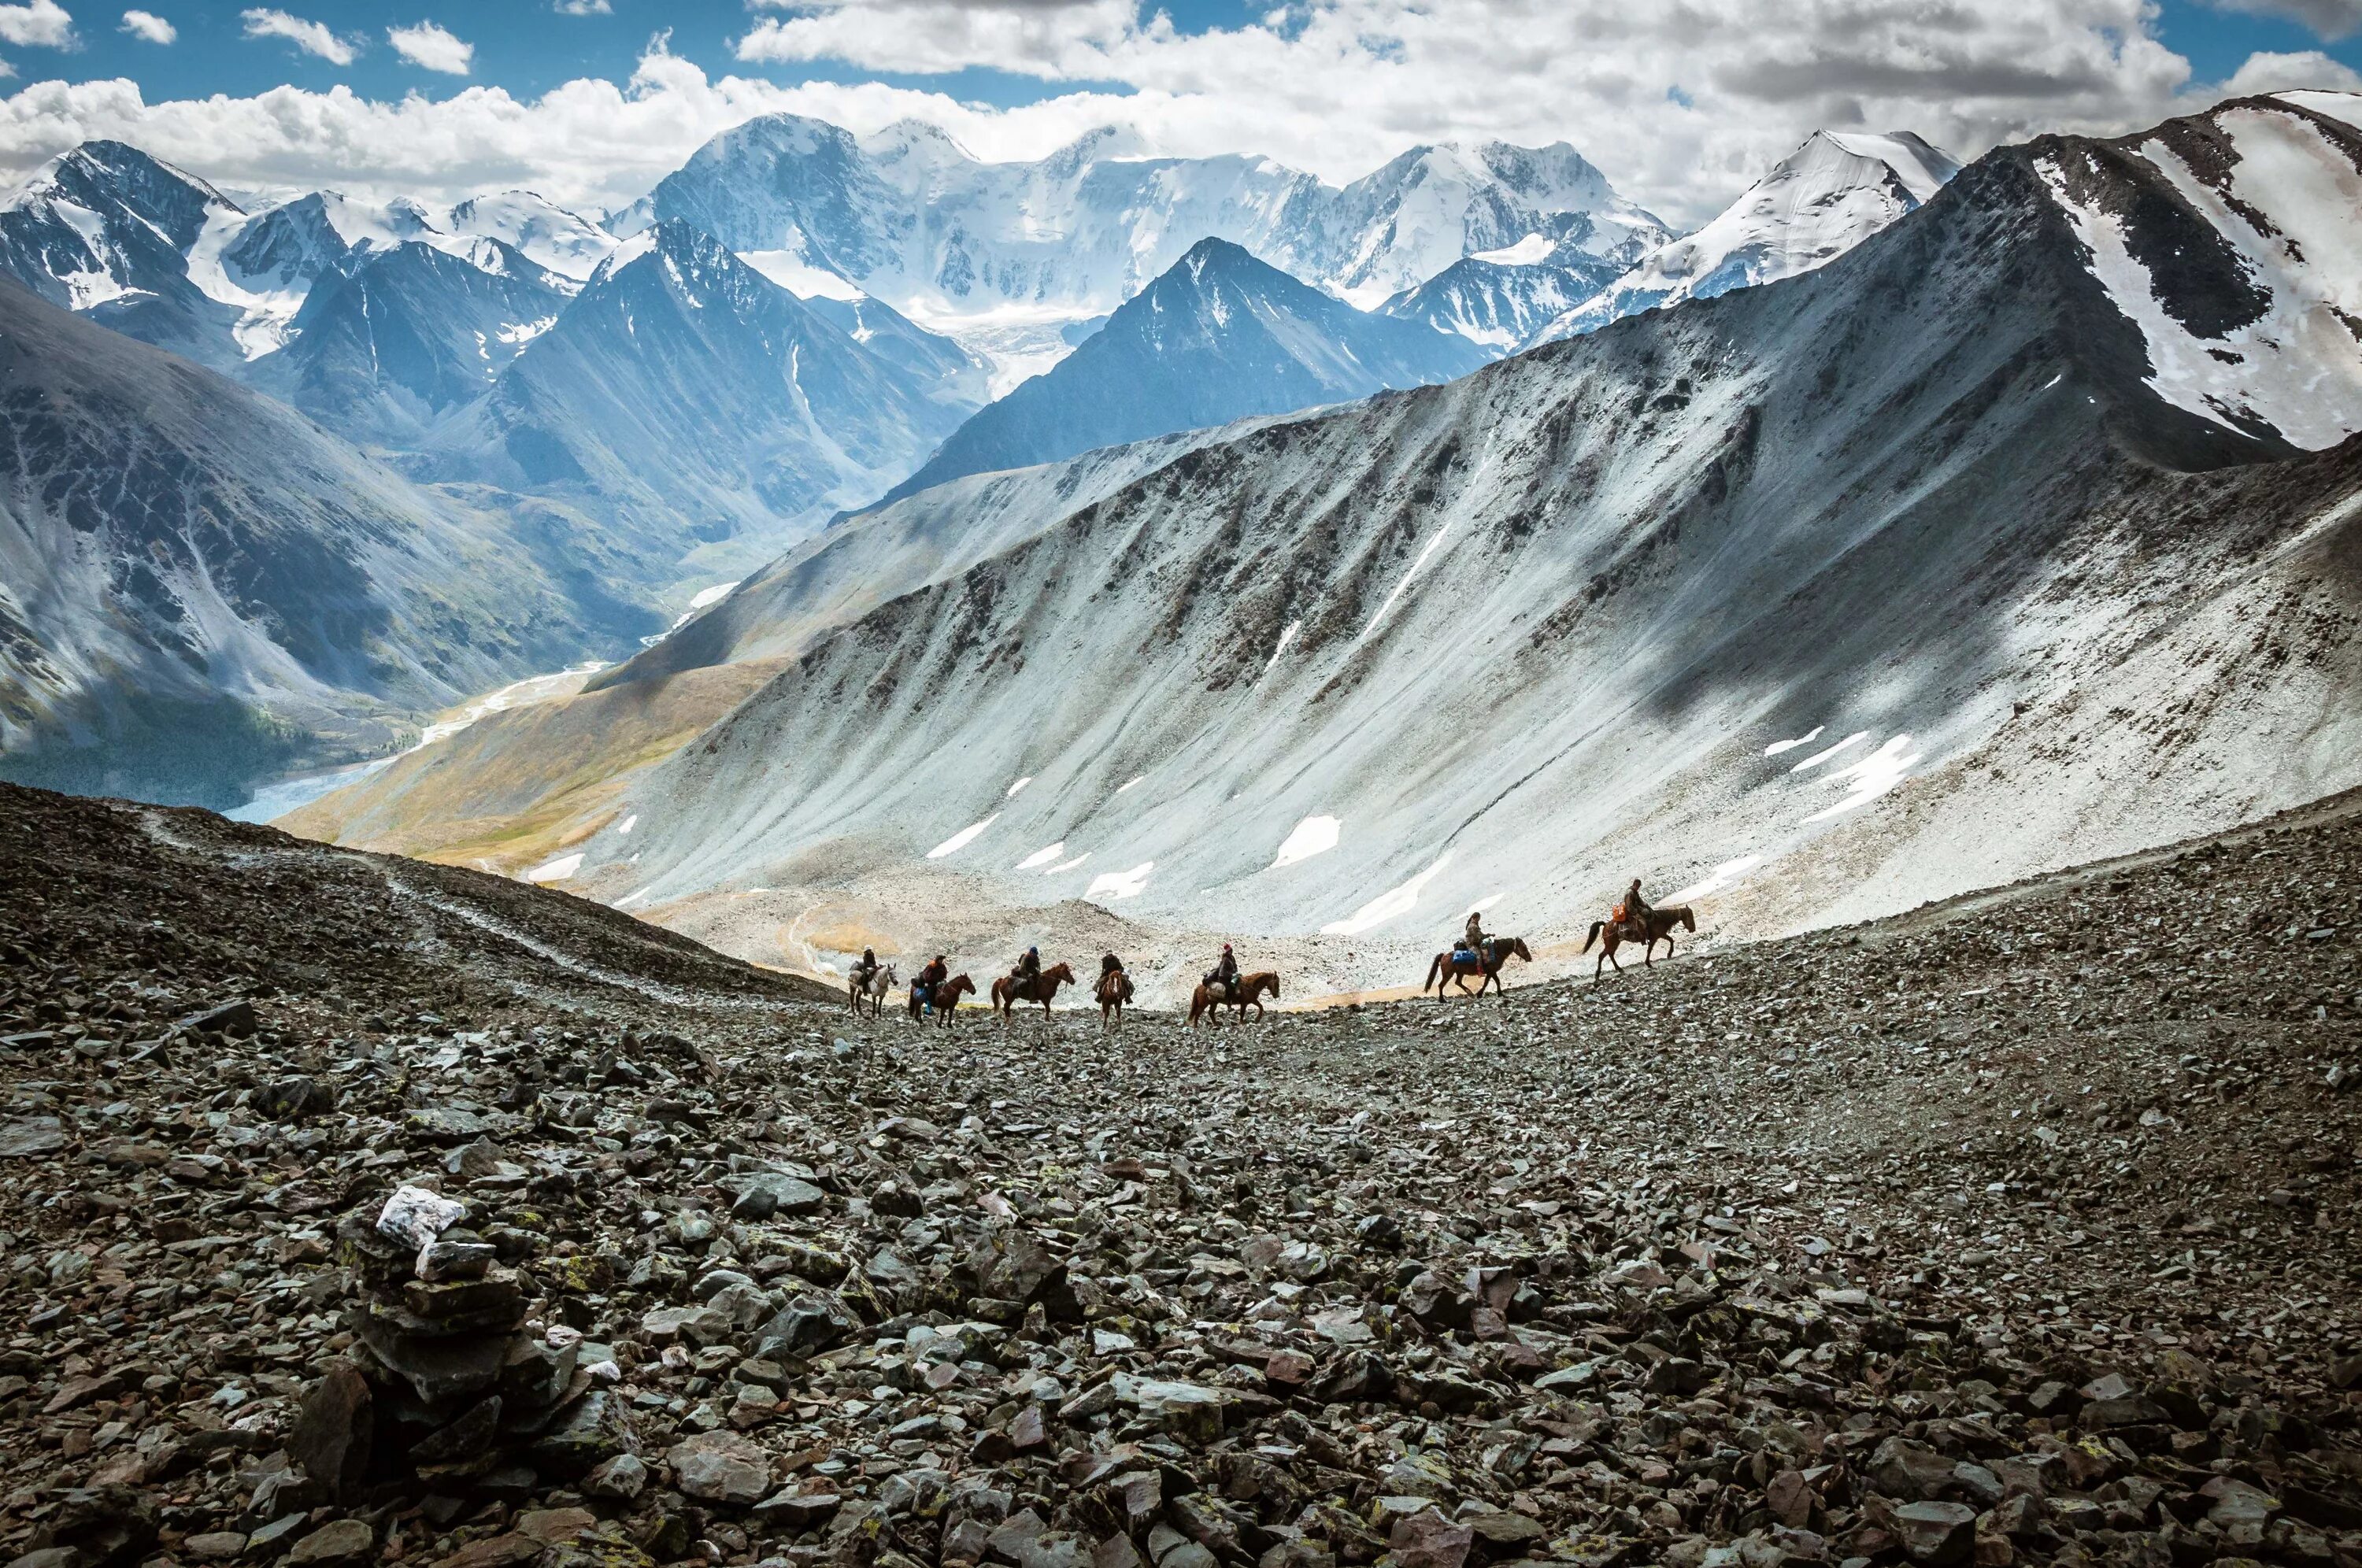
1096 966 1135 1030
1190 971 1279 1027
1422 935 1533 998
909 973 974 1025
1583 905 1697 981
992 962 1075 1023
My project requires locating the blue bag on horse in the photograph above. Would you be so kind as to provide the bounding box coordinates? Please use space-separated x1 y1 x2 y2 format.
1451 944 1486 974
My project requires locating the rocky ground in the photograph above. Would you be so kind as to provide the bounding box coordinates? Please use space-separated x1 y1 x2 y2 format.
1 779 2358 1568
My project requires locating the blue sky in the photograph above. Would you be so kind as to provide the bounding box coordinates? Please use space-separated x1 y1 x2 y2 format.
3 0 2357 225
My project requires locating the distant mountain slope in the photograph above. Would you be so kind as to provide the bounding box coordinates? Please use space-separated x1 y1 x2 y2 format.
0 276 650 807
884 239 1487 501
287 423 1274 866
1377 233 1627 353
1533 130 1960 343
431 220 983 570
250 239 574 447
500 95 2362 993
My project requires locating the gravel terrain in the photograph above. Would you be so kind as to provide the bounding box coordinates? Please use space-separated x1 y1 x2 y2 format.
1 779 2357 1568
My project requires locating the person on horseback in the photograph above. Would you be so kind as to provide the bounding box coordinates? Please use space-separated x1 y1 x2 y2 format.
1618 879 1653 937
1461 910 1489 970
1100 952 1125 980
916 953 948 1012
1009 945 1042 995
1205 942 1238 1000
853 946 879 989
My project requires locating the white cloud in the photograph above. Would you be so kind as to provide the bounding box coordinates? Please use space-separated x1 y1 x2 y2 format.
0 0 75 48
118 9 172 44
552 0 611 12
239 8 355 65
0 6 2345 231
387 19 471 75
2204 0 2362 40
2216 46 2362 93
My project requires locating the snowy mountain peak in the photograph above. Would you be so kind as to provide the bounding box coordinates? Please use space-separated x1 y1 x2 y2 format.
1527 125 1960 344
446 190 617 282
639 112 1664 375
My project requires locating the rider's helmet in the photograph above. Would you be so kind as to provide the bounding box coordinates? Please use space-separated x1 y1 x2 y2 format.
1027 945 1038 958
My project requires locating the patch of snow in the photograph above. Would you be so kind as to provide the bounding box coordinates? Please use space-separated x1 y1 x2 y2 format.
1046 853 1091 873
738 247 867 300
1470 233 1554 266
1006 776 1033 797
615 886 655 908
1320 852 1453 936
1017 841 1066 869
1668 854 1764 902
1272 814 1342 867
1803 734 1923 823
1116 775 1146 793
1359 520 1456 641
1463 891 1504 916
1763 725 1823 756
497 316 557 345
523 852 584 884
690 579 741 609
1263 619 1301 674
927 814 999 858
614 815 638 837
1790 730 1870 772
1086 861 1155 900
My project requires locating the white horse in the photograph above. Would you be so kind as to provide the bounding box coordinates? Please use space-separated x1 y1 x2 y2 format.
849 962 898 1019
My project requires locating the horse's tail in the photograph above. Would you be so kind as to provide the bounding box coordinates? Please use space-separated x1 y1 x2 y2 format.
1583 921 1602 952
1423 954 1442 993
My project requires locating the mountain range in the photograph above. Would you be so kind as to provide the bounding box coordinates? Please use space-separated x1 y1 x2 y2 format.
283 91 2362 1000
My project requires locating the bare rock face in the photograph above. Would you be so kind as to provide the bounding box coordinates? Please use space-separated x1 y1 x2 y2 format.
0 781 2360 1568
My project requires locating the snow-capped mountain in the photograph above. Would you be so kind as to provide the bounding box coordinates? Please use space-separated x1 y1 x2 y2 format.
1531 130 1959 343
883 238 1489 502
250 238 575 447
445 191 619 281
293 94 2362 1000
0 141 246 366
0 149 621 372
0 275 653 808
1377 232 1627 354
628 116 1667 365
433 220 986 570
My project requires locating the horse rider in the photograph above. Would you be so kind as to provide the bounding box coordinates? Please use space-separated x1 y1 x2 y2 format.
1100 952 1126 982
1205 942 1239 1000
1461 909 1489 967
1009 945 1042 994
852 946 880 990
915 953 948 1011
1618 879 1654 937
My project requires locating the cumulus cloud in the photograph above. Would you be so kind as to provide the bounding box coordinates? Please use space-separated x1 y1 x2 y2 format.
118 9 172 44
0 0 75 48
387 19 471 74
2215 46 2362 92
552 0 612 12
0 4 2354 230
240 8 355 65
2204 0 2362 40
